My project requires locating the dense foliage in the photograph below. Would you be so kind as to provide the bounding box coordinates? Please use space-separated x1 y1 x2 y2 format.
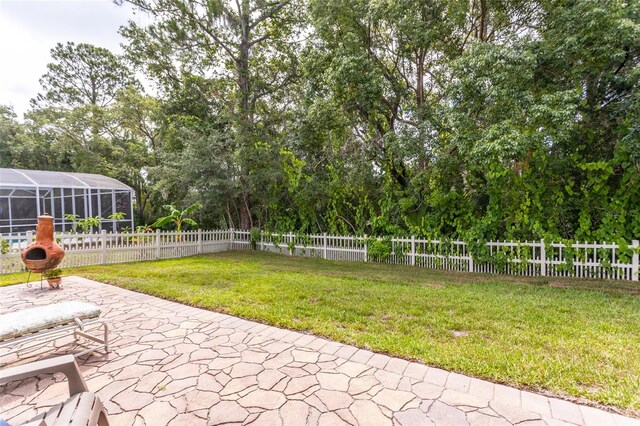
1 0 638 241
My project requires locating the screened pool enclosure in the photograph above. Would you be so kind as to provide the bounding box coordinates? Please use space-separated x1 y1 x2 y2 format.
0 168 134 234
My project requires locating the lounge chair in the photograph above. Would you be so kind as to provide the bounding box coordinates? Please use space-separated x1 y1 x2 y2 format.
0 301 109 361
0 355 109 425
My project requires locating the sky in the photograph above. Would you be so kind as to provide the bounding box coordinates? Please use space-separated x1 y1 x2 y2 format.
0 0 150 118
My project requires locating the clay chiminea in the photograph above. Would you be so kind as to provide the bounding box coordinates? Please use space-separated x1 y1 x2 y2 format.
21 215 65 273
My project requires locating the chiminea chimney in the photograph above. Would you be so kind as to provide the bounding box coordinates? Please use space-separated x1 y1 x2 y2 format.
21 215 65 273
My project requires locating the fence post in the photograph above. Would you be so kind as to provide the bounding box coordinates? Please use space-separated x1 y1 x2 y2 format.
540 239 546 277
101 230 107 264
197 229 203 254
363 234 368 262
323 233 327 259
632 240 639 282
26 230 33 247
288 233 292 255
468 242 474 273
229 228 234 250
156 229 161 259
261 231 265 251
411 235 416 266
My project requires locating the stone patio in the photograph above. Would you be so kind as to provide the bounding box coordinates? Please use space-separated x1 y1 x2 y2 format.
1 277 638 426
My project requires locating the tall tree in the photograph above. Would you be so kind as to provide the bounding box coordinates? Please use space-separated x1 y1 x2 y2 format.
29 42 140 173
33 42 137 108
23 43 154 224
0 106 23 167
120 0 302 228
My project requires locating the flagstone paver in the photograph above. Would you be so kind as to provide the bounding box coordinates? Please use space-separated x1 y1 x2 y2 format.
1 276 638 426
317 372 350 392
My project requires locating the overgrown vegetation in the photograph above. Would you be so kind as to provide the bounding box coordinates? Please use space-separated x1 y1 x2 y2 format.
2 252 637 412
1 0 638 242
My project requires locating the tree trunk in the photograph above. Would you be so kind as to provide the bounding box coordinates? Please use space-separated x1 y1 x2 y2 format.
479 0 488 41
240 191 252 229
236 0 253 230
416 48 428 171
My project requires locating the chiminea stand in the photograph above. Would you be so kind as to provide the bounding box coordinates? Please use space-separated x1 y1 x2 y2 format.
24 270 48 291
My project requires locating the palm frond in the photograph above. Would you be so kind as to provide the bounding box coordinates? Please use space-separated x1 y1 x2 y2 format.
152 216 173 228
182 203 201 216
182 218 198 228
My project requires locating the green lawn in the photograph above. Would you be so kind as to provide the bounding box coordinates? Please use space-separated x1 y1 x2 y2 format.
2 251 639 413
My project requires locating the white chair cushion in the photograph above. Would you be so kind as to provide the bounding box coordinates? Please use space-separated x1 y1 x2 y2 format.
0 301 101 341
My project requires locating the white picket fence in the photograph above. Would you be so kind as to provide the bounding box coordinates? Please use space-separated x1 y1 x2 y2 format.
231 231 639 281
0 229 230 275
1 229 638 281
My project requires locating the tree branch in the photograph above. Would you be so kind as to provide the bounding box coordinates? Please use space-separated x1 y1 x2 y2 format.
249 0 291 30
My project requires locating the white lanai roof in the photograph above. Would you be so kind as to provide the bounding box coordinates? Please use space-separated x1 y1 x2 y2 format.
0 168 132 190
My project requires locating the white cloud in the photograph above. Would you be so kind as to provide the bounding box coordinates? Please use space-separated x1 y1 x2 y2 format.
0 0 151 118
